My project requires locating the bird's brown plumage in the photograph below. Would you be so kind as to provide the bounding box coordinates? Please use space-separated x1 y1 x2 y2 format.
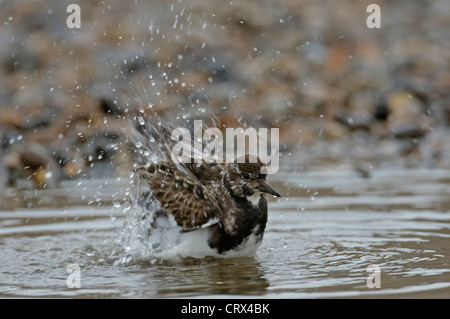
137 162 222 232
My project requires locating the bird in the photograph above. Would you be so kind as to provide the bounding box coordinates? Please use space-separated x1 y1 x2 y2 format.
131 117 281 259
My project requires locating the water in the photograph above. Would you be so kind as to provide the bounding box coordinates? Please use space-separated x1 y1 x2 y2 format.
1 168 450 298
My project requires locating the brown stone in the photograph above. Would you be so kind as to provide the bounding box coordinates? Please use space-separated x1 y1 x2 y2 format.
63 158 85 177
0 107 24 129
322 121 348 140
387 90 424 120
390 121 427 139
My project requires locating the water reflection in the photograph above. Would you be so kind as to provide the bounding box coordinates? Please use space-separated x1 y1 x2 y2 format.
152 258 269 296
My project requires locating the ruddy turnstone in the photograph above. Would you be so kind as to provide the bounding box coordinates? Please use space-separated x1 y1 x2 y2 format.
133 120 281 259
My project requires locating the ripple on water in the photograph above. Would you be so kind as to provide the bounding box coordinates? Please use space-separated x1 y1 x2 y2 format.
0 168 449 298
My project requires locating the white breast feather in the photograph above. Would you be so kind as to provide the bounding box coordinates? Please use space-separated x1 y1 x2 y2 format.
246 191 262 207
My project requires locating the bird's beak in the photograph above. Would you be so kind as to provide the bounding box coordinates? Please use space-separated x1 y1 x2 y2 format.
257 180 281 197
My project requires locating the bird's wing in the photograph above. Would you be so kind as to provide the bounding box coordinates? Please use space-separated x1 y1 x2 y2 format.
184 160 224 182
136 162 222 232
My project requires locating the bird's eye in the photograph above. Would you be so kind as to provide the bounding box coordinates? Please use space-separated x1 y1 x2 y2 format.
242 174 251 180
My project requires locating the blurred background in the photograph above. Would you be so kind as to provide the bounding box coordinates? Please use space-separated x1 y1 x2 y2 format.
0 0 449 189
1 0 450 299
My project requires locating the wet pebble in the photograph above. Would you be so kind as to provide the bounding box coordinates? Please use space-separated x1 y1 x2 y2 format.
322 121 348 140
4 143 61 188
0 124 22 149
387 90 425 121
81 130 121 163
63 155 85 179
334 110 373 131
389 121 428 139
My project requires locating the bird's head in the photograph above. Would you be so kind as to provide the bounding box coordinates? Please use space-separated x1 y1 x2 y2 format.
224 154 281 201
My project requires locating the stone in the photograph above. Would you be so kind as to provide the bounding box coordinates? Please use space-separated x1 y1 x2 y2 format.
63 156 85 178
322 121 348 140
390 121 427 139
335 110 373 131
387 90 424 120
4 143 61 188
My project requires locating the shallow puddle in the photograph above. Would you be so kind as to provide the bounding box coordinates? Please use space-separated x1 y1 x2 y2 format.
0 167 449 298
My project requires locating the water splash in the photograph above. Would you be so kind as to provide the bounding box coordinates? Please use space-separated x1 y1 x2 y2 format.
113 176 159 265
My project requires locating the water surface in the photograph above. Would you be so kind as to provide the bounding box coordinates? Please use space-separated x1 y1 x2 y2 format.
1 168 449 298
